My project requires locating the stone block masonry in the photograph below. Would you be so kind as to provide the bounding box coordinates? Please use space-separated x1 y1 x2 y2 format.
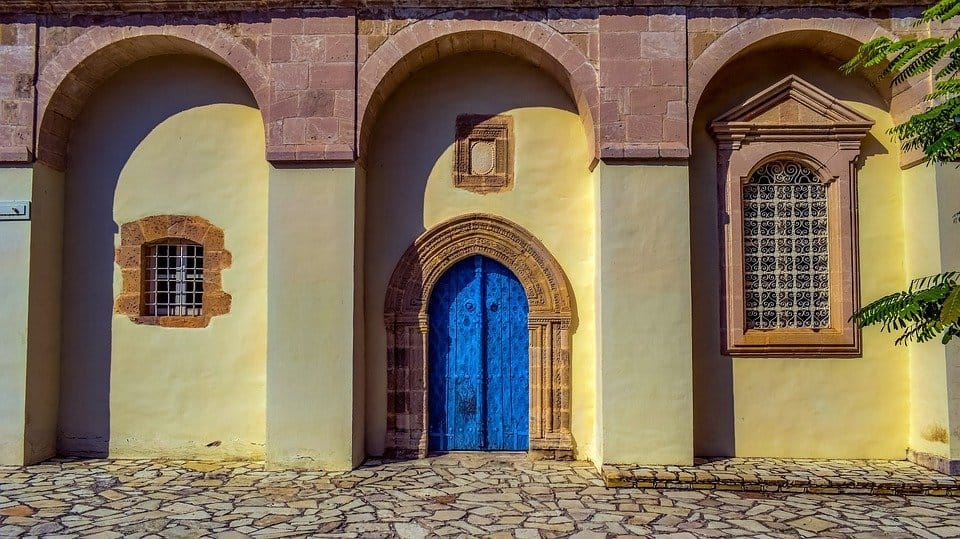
267 9 355 162
0 3 933 169
599 7 688 159
0 16 36 163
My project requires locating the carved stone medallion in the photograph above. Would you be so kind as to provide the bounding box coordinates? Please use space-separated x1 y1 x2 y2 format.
455 114 514 194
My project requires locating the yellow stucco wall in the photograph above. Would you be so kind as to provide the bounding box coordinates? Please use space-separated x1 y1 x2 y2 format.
2 40 952 470
903 164 960 460
729 102 908 458
595 163 694 465
0 166 33 464
692 52 908 458
0 163 65 465
363 52 597 460
266 165 363 471
24 163 64 463
60 56 268 460
903 164 950 458
939 169 960 460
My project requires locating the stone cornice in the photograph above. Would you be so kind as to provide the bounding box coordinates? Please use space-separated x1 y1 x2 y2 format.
0 0 930 14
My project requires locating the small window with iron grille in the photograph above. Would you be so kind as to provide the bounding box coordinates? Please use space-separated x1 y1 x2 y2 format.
116 215 230 327
144 241 204 316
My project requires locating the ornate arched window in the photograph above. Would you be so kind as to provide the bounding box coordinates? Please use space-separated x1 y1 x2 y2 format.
712 76 873 357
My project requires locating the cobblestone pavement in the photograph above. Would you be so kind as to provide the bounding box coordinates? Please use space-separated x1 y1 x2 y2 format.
2 454 960 538
604 458 959 496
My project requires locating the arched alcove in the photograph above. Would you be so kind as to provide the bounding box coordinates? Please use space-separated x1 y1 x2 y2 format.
361 47 595 459
690 32 907 460
37 29 270 170
55 54 269 459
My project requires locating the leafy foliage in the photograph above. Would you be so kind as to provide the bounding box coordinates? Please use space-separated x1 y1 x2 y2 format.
843 0 960 345
852 273 960 345
842 0 960 162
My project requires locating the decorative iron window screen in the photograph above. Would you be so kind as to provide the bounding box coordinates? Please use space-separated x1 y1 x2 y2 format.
743 160 830 330
144 242 204 316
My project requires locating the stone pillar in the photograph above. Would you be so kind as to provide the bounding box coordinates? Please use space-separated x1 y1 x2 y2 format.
384 318 428 459
0 164 63 466
528 317 574 456
595 162 693 465
903 163 960 474
0 19 43 463
266 165 363 470
266 10 356 163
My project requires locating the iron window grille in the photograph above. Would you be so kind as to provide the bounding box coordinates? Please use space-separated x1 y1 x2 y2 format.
742 160 830 330
144 242 204 316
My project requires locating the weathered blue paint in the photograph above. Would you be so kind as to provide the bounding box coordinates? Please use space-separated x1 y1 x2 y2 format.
428 255 530 451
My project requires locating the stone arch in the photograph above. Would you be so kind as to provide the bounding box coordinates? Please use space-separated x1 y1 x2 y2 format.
37 26 270 170
384 213 574 458
357 16 600 160
688 7 928 165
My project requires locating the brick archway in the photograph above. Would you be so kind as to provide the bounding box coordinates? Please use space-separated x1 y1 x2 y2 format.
688 7 927 167
384 213 574 458
357 17 600 161
37 26 270 170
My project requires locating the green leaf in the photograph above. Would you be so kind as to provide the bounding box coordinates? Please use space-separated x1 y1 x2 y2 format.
941 284 960 325
853 273 959 345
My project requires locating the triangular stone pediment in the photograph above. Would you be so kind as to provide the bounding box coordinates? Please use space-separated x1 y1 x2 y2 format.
749 97 834 125
711 75 874 144
714 75 874 125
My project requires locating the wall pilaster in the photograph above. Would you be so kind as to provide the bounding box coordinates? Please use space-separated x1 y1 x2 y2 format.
595 162 693 465
903 163 960 474
266 165 363 470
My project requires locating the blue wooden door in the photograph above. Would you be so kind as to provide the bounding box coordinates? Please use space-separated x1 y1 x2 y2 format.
428 255 529 451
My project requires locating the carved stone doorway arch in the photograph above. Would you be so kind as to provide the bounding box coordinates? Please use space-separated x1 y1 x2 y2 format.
384 213 574 458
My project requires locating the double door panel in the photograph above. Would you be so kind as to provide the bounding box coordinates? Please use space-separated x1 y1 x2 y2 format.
428 255 529 451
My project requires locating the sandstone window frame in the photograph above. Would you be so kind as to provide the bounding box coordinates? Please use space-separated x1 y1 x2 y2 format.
711 75 874 357
115 215 231 328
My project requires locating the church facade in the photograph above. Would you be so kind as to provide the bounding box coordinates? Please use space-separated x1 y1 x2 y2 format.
0 0 958 474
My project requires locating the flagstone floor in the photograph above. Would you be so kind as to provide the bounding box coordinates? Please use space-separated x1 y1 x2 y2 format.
2 453 960 538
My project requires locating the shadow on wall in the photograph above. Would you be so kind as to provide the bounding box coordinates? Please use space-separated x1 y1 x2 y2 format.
57 55 258 457
689 45 891 457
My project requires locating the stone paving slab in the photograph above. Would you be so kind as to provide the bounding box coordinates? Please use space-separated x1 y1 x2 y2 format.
603 457 960 496
1 454 960 537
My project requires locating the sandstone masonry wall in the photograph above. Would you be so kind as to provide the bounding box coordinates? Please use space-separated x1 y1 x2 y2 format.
0 4 937 168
